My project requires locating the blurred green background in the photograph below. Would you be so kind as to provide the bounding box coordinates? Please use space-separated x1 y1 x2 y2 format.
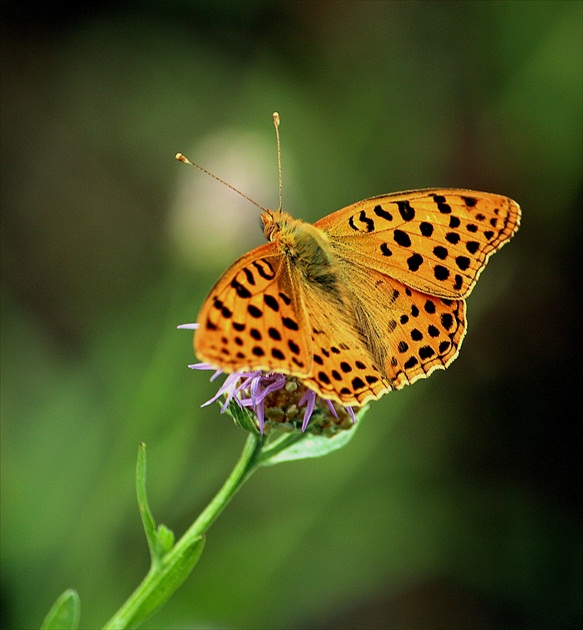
1 1 581 628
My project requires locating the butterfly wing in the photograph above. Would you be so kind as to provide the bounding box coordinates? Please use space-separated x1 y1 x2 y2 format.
195 242 313 377
314 189 521 299
194 189 518 407
297 259 466 406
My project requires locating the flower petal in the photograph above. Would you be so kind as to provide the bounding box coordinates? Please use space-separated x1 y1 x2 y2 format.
325 399 339 420
299 389 317 432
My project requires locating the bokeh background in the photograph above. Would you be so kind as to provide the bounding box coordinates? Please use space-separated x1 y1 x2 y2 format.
1 1 581 629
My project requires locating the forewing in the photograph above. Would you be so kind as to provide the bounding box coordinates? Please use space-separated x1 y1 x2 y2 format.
195 242 312 376
315 189 520 299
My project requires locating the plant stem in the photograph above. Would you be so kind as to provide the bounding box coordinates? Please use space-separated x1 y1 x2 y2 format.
103 432 264 630
178 431 264 538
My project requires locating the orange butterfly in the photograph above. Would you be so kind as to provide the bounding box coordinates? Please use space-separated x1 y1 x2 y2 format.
180 116 520 408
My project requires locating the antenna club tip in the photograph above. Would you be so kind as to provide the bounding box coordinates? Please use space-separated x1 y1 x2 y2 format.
175 152 189 163
272 112 280 126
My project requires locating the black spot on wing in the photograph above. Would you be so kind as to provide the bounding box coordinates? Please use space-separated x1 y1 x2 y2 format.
396 200 415 221
393 230 411 247
373 205 393 221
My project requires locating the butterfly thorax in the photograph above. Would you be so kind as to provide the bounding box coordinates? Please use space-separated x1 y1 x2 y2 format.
262 210 342 296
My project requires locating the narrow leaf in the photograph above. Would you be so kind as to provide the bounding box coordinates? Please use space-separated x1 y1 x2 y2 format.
120 536 206 629
40 589 80 630
136 442 158 562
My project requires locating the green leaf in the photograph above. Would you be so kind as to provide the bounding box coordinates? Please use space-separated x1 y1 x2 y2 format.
114 535 206 629
40 589 80 630
225 399 259 433
135 442 158 562
260 406 368 466
155 524 175 556
104 444 208 630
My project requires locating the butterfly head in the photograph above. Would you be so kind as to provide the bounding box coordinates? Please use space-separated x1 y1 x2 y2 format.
261 208 286 242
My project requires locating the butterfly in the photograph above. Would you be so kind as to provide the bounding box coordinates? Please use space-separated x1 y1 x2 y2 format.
181 120 521 408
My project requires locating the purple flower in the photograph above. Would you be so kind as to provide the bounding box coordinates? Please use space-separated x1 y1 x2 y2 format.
190 364 356 434
180 323 357 434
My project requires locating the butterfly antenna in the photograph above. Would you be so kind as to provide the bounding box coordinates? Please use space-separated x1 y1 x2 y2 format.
273 112 283 212
175 153 267 212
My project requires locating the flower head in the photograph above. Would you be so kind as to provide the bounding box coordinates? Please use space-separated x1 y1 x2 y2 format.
180 323 357 435
191 364 356 435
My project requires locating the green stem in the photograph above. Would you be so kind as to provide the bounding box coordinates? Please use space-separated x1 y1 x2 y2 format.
180 431 264 536
103 432 264 630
